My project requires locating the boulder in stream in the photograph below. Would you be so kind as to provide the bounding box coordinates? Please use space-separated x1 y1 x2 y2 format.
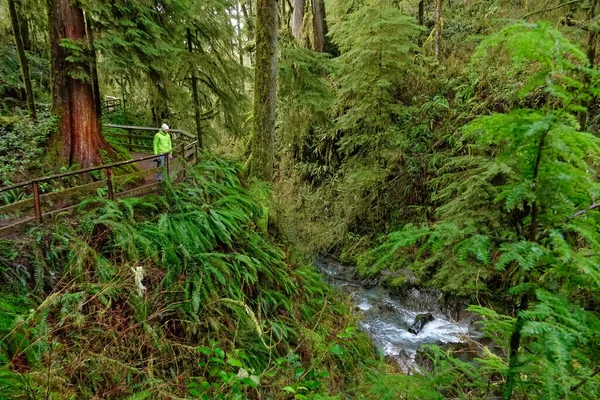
408 313 434 335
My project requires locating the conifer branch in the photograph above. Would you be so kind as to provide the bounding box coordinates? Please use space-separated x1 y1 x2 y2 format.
522 0 584 19
570 200 600 219
571 366 600 392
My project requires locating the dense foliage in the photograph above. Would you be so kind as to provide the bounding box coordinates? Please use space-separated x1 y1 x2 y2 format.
0 159 375 398
3 0 600 398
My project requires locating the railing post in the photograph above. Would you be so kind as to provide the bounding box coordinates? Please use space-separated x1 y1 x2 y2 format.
181 145 187 180
165 152 170 179
194 143 199 165
106 167 115 200
32 181 42 222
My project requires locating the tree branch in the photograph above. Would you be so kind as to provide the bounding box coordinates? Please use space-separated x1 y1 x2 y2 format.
570 201 600 219
522 0 584 19
571 366 600 392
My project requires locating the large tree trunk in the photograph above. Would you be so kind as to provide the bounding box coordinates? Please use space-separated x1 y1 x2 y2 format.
48 0 111 167
291 0 305 41
8 0 36 120
149 71 169 126
312 0 327 52
580 0 599 131
241 0 255 65
16 0 31 52
435 0 443 60
236 3 244 66
251 0 277 181
85 14 102 119
418 0 424 26
187 28 203 150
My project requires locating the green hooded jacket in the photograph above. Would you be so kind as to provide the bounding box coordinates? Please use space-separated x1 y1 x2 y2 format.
153 130 172 155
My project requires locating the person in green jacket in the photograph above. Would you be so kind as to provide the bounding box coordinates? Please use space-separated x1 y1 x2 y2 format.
153 123 173 181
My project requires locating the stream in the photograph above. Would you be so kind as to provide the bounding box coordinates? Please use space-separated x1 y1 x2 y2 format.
316 258 473 371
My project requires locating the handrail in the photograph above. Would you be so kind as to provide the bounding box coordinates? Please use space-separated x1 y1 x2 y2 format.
104 124 196 141
0 134 199 227
0 152 169 193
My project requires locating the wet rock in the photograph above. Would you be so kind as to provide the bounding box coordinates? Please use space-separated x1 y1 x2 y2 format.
382 274 412 297
408 313 435 335
414 347 434 372
403 288 443 311
378 301 397 313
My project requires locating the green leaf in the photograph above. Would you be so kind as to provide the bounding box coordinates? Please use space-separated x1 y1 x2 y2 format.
329 344 345 356
283 386 296 394
227 358 243 368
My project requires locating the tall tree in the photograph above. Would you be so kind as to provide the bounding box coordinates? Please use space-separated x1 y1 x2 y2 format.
291 0 305 41
48 0 111 167
241 0 255 65
16 0 31 51
85 13 102 118
251 0 278 180
312 0 327 52
7 0 36 120
187 27 203 149
236 2 244 66
435 0 443 60
580 0 599 130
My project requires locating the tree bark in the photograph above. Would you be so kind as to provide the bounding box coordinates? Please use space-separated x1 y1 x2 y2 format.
187 28 203 150
16 0 31 52
312 0 327 52
251 0 277 181
241 0 255 65
8 0 36 120
291 0 305 41
418 0 425 26
149 71 169 127
85 13 102 119
48 0 111 167
435 0 443 60
236 3 244 66
580 0 598 130
503 124 551 399
503 295 529 400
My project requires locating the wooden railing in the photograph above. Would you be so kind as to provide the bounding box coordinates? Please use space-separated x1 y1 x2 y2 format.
102 98 124 112
0 125 199 235
104 124 196 153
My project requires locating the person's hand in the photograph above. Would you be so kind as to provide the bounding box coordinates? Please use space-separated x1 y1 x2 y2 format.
169 154 173 159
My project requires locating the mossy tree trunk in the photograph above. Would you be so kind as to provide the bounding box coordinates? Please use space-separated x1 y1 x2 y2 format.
580 0 599 130
187 27 203 150
250 0 278 181
48 0 111 167
17 0 31 52
241 0 255 65
236 3 244 66
312 0 327 52
8 0 36 120
291 0 305 41
150 71 169 127
435 0 443 60
85 13 102 119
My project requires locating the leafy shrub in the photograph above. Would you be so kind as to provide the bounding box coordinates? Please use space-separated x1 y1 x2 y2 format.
0 112 56 185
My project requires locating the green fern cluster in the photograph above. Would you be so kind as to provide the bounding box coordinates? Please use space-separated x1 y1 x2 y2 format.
0 156 376 399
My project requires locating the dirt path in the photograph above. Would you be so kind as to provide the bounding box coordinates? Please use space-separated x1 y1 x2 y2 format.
131 152 159 184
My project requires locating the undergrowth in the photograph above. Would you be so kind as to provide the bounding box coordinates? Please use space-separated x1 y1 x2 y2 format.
0 157 376 399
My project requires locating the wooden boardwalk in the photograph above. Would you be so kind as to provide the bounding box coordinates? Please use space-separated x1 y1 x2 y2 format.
0 125 199 236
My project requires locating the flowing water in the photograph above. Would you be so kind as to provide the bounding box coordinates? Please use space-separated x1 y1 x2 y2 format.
316 258 472 370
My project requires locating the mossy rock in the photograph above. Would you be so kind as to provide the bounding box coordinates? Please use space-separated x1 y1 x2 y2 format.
382 274 412 297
